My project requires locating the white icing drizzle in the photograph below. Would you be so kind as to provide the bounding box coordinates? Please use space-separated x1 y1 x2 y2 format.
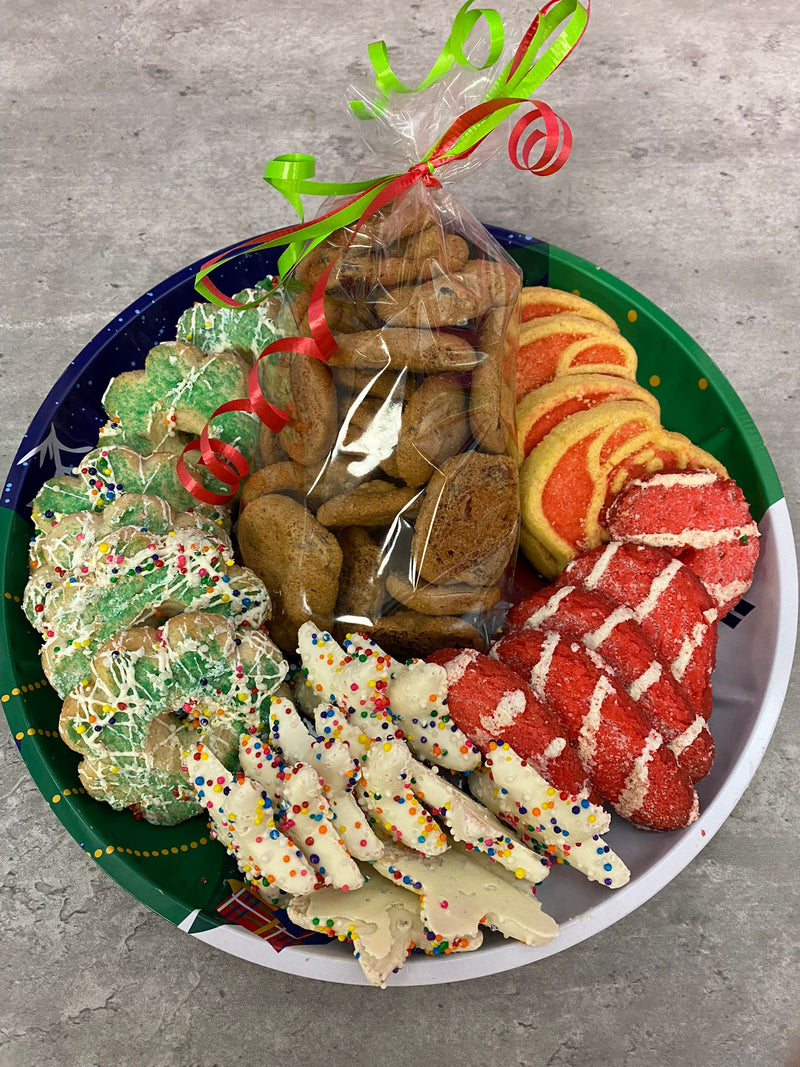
521 584 575 629
667 714 706 758
438 647 480 687
619 522 758 551
632 557 682 622
704 577 751 609
528 631 560 696
670 620 708 682
541 736 567 761
481 688 528 735
582 542 620 590
576 675 616 769
583 604 636 650
629 470 718 489
628 660 663 702
613 729 664 819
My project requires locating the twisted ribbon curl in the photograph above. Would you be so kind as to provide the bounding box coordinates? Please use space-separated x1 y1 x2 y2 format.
178 0 589 504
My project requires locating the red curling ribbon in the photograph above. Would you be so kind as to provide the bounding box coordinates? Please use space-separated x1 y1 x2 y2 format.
508 100 572 176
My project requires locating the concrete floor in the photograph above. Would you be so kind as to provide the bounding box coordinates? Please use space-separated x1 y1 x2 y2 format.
1 1 798 1064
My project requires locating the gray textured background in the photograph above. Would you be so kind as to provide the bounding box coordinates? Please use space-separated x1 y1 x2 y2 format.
1 1 798 1065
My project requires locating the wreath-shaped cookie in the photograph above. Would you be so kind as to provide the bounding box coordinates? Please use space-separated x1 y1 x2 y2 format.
59 612 287 825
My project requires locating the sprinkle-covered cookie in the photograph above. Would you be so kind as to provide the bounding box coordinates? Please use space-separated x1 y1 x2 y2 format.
26 507 269 698
59 612 287 824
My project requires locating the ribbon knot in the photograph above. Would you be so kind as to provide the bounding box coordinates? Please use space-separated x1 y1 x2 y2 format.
408 159 442 187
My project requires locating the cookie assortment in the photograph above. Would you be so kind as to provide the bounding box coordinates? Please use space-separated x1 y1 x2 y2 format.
20 244 760 985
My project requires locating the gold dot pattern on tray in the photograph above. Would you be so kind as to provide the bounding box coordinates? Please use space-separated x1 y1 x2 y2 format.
627 309 638 322
5 678 50 705
649 374 661 387
4 591 22 603
698 377 708 390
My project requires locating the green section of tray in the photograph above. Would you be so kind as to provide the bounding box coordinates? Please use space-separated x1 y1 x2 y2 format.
0 507 235 928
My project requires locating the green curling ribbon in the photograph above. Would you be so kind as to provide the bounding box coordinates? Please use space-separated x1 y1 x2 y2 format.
349 0 507 120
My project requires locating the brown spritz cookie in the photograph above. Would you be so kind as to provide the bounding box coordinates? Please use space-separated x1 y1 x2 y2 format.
458 258 522 309
335 526 387 624
395 372 470 487
236 493 343 653
385 573 501 616
259 351 338 466
368 609 486 661
333 366 411 402
469 303 518 456
240 461 312 509
372 274 482 328
330 328 478 372
316 480 421 529
412 452 519 585
259 423 287 466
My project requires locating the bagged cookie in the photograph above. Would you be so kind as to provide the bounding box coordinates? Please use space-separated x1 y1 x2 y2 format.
182 2 587 655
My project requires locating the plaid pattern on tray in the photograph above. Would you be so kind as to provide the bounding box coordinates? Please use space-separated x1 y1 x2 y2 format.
217 883 328 951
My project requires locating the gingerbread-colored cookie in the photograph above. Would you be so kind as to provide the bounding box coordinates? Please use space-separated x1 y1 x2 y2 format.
395 373 470 487
258 350 338 465
367 608 486 661
258 423 288 466
333 365 410 402
316 480 421 529
386 573 501 616
236 494 343 652
330 328 478 372
335 526 388 624
372 273 481 328
458 258 522 310
366 233 470 289
470 303 518 455
412 452 519 585
240 461 314 509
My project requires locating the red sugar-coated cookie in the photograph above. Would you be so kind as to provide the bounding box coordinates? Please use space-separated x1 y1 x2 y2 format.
427 647 592 798
606 468 760 617
492 629 698 831
557 542 719 721
505 585 714 782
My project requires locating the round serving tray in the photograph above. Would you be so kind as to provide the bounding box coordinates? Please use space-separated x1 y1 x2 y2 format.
2 229 796 985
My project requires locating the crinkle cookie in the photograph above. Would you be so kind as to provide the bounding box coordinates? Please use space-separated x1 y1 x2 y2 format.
102 341 259 458
24 499 269 698
59 613 287 825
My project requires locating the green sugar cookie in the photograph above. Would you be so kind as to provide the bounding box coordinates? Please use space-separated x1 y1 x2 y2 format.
28 493 229 582
60 613 288 825
24 510 270 698
176 284 280 360
30 445 226 533
102 341 259 457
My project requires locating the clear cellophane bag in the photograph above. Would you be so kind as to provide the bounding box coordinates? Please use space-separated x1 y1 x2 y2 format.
238 71 523 659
